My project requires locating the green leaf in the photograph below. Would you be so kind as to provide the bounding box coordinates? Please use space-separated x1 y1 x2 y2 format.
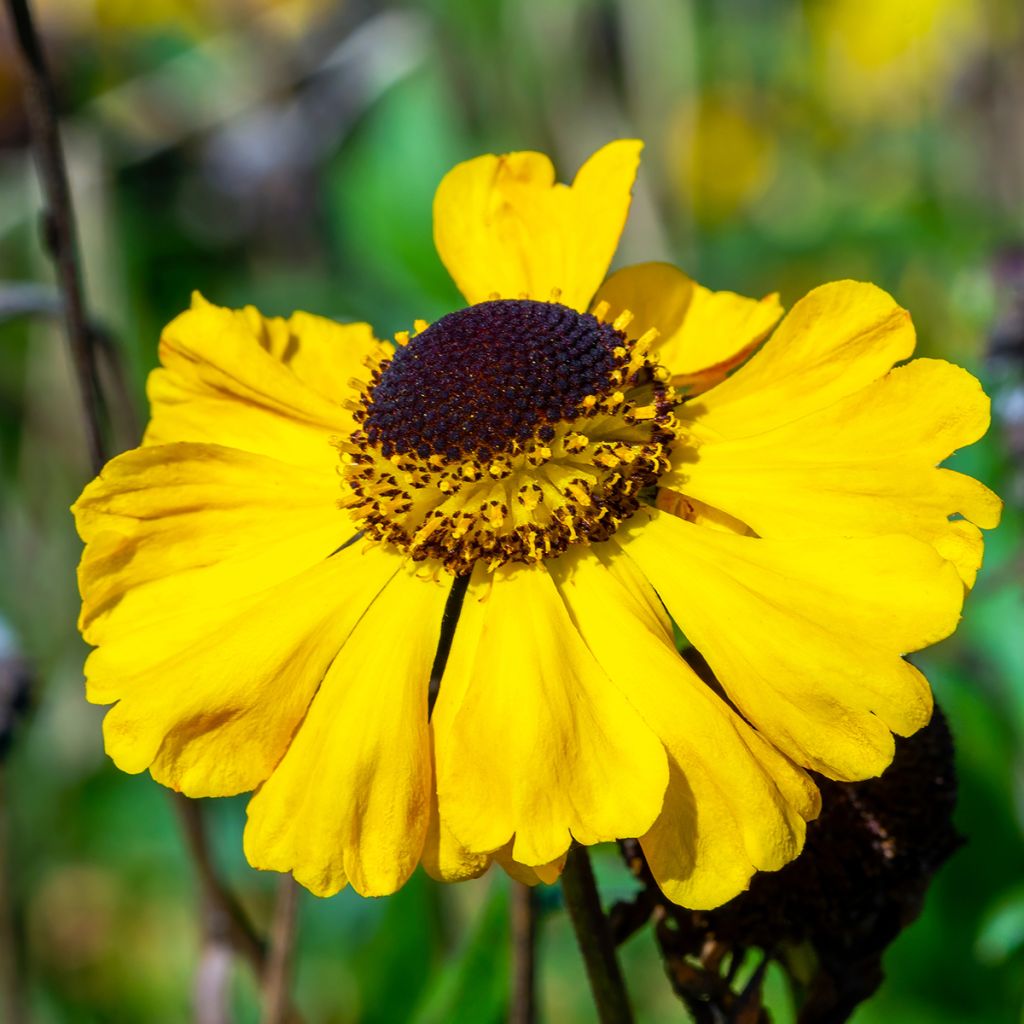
976 886 1024 966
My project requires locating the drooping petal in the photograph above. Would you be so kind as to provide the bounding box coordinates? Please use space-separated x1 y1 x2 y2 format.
421 801 493 885
684 280 916 441
619 511 965 781
433 141 643 312
73 442 352 649
594 262 782 389
552 547 818 909
146 294 382 471
933 520 988 589
421 735 492 884
667 358 1001 585
94 541 404 796
432 562 668 867
243 565 450 897
665 283 783 389
495 847 567 886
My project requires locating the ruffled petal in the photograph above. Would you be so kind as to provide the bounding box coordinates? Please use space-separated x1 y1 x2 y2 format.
668 358 1001 586
433 140 643 312
620 511 964 781
552 547 818 909
145 294 382 471
684 280 915 441
243 564 450 897
432 562 668 867
594 262 782 389
73 442 351 648
93 541 404 796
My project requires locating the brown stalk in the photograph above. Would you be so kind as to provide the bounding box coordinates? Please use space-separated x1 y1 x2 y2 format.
510 881 537 1024
5 0 105 474
561 845 634 1024
4 3 299 1019
260 876 302 1024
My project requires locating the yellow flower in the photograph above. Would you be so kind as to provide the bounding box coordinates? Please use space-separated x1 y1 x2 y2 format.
37 0 330 38
808 0 985 124
72 141 1000 908
669 93 778 221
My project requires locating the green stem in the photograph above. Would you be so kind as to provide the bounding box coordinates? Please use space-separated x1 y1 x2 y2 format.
561 846 634 1024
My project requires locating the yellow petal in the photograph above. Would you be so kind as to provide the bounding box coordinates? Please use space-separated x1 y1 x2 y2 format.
145 294 381 472
421 736 492 884
594 262 782 386
667 284 782 392
594 261 693 347
432 562 668 866
619 511 965 781
244 565 450 897
433 141 643 311
95 542 403 796
670 359 1001 585
73 442 349 647
421 805 493 884
552 547 817 909
688 280 915 441
655 489 754 536
279 309 381 402
495 847 567 886
933 520 987 590
594 529 675 638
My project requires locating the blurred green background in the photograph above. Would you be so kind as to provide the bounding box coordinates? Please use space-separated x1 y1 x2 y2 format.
1 0 1023 1021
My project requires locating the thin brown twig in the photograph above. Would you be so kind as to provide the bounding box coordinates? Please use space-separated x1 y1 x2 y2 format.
0 281 141 446
5 0 106 474
561 846 634 1024
260 876 301 1024
510 882 537 1024
0 647 32 1024
172 794 267 978
0 770 26 1024
3 4 287 1017
195 940 234 1024
173 796 306 1024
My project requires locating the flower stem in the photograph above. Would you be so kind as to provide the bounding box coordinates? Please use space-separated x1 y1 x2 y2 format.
561 845 634 1024
261 877 301 1024
510 882 537 1024
4 5 291 1015
4 0 106 474
173 794 267 976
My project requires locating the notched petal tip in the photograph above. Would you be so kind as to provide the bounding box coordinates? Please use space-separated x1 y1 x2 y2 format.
433 139 645 312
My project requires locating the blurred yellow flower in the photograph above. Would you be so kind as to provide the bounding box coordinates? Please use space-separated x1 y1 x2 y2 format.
809 0 985 122
670 93 778 221
73 142 998 907
34 0 330 38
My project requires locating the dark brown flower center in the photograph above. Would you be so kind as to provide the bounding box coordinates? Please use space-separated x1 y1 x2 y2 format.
340 299 678 574
362 299 626 462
